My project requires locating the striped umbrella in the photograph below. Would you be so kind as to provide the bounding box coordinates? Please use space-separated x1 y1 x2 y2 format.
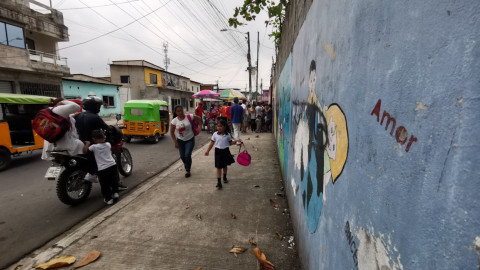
219 89 245 100
192 90 220 99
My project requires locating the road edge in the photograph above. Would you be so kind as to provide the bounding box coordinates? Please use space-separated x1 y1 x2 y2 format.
6 142 210 270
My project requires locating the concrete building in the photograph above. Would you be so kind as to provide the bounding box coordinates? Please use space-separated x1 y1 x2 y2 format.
0 0 70 97
110 60 202 113
62 74 121 117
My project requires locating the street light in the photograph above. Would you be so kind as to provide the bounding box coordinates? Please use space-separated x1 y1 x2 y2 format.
220 29 252 96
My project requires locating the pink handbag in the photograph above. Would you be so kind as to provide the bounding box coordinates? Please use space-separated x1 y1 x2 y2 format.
237 143 251 166
187 114 200 136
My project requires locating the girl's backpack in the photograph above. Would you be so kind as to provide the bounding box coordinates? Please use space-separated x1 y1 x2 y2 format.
32 108 71 143
186 114 200 136
237 143 251 166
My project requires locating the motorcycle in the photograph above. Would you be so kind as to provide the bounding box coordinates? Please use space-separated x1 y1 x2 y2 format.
45 126 133 206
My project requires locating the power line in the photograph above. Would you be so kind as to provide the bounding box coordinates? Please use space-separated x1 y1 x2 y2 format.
108 0 234 70
76 0 237 77
0 0 173 59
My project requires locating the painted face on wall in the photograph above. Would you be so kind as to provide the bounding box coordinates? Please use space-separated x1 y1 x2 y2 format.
327 116 337 160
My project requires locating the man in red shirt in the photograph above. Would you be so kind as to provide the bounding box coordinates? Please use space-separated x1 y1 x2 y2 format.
226 102 232 121
195 102 204 130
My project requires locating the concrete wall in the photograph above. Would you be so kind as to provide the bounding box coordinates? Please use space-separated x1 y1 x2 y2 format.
274 0 480 270
63 79 120 117
110 65 145 100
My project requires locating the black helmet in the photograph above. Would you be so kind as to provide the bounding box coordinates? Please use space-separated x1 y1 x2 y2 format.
82 96 102 113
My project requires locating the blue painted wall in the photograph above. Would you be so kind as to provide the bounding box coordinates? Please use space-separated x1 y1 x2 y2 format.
62 79 120 117
275 0 480 269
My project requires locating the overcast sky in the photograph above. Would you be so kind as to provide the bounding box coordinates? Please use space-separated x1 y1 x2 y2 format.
34 0 276 92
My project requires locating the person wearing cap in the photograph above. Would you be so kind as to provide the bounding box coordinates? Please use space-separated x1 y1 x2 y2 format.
230 97 243 144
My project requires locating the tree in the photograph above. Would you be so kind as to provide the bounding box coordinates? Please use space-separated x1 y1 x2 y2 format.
228 0 287 47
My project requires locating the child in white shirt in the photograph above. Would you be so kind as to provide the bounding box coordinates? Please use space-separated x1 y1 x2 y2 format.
204 119 241 189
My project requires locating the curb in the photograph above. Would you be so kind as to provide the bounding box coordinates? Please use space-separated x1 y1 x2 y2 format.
7 143 210 270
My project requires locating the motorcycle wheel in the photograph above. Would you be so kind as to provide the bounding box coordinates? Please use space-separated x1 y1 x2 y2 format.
117 147 133 176
56 169 92 206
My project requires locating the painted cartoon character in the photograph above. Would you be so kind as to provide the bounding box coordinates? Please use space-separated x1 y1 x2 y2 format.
292 60 349 233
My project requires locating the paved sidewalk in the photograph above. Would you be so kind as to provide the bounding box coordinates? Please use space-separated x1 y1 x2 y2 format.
9 133 300 270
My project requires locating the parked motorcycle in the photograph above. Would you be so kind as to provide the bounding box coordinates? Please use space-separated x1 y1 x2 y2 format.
45 126 133 206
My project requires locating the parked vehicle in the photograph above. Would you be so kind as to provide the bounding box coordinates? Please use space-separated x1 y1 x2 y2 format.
45 126 133 206
0 93 51 171
122 100 170 143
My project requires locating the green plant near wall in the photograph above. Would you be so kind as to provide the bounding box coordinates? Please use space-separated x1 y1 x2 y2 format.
228 0 287 47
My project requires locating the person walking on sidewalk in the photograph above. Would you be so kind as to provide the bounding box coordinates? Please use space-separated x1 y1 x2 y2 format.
204 119 241 189
83 130 120 205
170 105 202 178
195 102 204 130
250 103 257 131
230 97 243 144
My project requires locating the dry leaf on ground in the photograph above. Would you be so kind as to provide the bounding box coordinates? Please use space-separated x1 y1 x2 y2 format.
253 248 274 266
196 214 202 221
260 262 275 270
13 265 22 270
247 138 250 140
276 232 283 240
34 255 76 269
249 237 257 245
253 185 260 188
186 205 190 209
255 135 259 138
74 251 100 268
231 214 236 219
229 246 247 254
270 199 280 208
234 252 238 258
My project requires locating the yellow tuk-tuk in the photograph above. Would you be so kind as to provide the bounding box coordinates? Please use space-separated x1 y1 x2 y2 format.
122 100 170 143
0 93 51 171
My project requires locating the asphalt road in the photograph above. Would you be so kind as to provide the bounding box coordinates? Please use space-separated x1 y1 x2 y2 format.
0 132 211 269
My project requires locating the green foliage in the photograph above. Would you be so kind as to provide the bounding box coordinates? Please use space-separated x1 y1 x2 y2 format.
228 0 287 47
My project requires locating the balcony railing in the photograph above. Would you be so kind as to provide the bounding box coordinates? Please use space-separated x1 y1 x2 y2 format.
28 49 68 67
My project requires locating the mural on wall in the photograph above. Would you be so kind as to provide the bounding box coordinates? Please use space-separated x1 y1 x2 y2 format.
277 54 292 175
288 60 349 233
162 73 178 88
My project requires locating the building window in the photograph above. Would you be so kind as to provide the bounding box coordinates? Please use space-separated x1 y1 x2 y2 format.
120 76 130 83
182 81 187 90
149 73 157 84
190 99 194 107
20 82 61 97
0 22 25 49
197 87 199 92
191 86 193 92
102 95 115 107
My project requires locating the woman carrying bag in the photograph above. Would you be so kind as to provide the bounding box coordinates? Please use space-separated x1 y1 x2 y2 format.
170 105 202 178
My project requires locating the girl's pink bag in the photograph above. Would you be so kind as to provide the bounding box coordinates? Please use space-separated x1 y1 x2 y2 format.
237 143 251 166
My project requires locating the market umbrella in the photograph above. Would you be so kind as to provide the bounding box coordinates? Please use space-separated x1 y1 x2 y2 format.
219 89 245 100
192 90 220 99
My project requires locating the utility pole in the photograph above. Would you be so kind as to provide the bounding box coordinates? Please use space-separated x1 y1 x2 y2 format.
247 32 252 96
256 31 259 97
163 42 170 71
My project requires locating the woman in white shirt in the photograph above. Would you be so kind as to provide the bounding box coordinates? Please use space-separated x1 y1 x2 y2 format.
42 99 85 160
170 105 202 178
